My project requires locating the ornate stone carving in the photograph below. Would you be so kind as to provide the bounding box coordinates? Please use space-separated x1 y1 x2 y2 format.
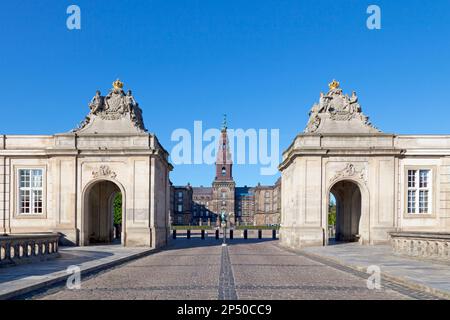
390 232 450 261
74 79 146 132
330 163 367 183
92 165 117 179
304 80 379 134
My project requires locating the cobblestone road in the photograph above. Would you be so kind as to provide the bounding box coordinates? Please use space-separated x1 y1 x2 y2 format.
37 239 429 300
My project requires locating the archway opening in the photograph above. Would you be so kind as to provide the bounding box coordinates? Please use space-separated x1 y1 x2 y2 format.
329 180 362 243
84 180 123 245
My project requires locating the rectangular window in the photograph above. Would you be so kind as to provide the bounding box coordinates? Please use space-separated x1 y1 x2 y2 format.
407 169 431 214
177 204 183 212
407 190 416 214
18 169 43 214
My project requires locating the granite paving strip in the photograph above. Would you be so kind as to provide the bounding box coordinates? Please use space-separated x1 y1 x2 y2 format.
228 241 416 300
218 245 238 300
0 245 154 300
293 250 440 300
29 239 447 300
299 243 450 299
38 239 222 300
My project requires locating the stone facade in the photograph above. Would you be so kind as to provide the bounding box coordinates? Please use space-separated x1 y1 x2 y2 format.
390 232 450 260
279 80 450 249
253 180 282 226
0 80 172 248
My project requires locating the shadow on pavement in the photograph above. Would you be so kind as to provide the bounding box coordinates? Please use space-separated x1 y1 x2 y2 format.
163 237 278 251
0 248 116 284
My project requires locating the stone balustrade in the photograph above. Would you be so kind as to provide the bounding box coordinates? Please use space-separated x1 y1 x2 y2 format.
389 231 450 261
0 233 60 267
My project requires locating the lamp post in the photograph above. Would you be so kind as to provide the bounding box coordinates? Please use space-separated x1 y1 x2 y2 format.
220 211 228 246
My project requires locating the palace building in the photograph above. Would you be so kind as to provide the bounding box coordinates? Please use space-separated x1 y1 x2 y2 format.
279 80 450 250
170 118 281 227
4 78 446 256
0 80 172 248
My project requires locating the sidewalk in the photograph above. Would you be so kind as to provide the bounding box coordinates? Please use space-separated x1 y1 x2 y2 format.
301 243 450 299
0 245 153 300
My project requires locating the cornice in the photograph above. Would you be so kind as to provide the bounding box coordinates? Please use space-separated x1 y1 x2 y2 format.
279 147 405 171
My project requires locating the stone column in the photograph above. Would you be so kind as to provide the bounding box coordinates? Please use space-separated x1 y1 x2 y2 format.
0 155 10 235
0 155 5 234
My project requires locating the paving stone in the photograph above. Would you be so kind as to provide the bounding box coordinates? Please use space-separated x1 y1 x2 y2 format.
35 239 440 300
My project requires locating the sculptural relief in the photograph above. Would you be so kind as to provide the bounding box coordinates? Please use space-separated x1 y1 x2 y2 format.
330 163 367 184
304 80 379 134
74 79 147 132
92 165 117 179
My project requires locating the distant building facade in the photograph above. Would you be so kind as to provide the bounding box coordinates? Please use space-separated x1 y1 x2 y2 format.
170 118 281 227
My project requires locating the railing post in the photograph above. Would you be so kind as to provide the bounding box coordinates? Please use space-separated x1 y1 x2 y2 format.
215 229 219 240
187 229 191 240
201 229 205 240
258 229 262 239
230 229 233 240
173 229 177 240
5 242 11 260
272 229 277 239
244 229 248 239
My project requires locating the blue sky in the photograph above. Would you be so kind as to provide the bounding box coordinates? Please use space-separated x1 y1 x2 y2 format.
1 0 449 186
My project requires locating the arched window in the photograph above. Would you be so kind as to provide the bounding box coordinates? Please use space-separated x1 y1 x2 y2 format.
221 167 226 176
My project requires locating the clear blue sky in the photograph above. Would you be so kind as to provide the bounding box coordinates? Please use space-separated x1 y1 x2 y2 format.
1 1 449 186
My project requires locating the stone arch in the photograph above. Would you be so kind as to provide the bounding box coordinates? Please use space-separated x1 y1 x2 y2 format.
81 178 126 246
327 177 370 244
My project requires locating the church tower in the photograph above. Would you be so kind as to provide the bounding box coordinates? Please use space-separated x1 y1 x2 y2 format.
212 115 236 226
215 115 233 181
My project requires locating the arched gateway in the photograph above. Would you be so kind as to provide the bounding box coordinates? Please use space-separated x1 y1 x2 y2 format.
280 81 450 250
329 180 362 243
82 179 124 245
72 80 173 248
0 80 172 248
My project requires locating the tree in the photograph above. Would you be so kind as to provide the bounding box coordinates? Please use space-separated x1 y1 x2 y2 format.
328 199 336 226
113 193 122 225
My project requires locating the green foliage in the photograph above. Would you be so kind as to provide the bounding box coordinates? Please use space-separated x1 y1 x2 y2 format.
113 193 122 225
328 201 336 226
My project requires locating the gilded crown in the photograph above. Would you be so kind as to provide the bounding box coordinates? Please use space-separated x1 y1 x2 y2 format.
328 79 340 90
112 79 124 90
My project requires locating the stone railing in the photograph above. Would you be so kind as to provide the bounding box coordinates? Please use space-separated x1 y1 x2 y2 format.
389 232 450 261
0 233 60 267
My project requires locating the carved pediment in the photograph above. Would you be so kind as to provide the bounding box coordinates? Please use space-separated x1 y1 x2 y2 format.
304 80 380 134
330 163 367 184
92 165 117 179
73 79 147 134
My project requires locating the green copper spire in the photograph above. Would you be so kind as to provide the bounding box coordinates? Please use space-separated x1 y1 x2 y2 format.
222 114 227 131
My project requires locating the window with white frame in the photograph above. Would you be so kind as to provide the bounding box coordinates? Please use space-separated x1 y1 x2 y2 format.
18 169 43 214
407 169 432 214
177 204 183 212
